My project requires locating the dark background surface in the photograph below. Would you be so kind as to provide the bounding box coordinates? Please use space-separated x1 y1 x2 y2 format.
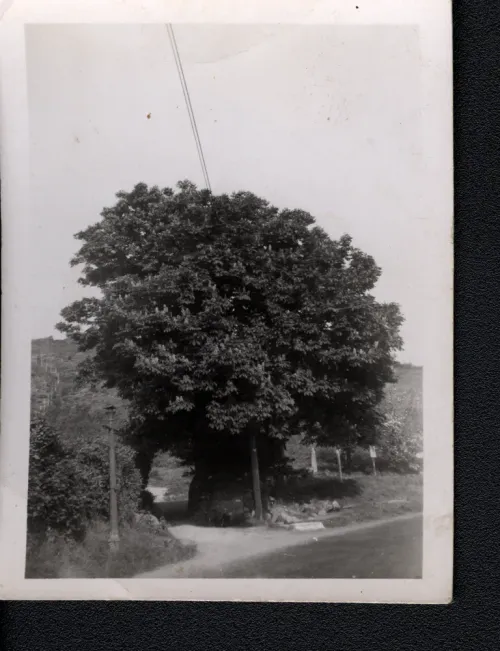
1 0 500 648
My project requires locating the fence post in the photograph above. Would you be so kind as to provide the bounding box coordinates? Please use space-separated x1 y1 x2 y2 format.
335 447 343 482
311 445 318 474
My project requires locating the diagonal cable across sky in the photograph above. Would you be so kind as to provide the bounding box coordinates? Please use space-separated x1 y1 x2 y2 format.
166 24 212 192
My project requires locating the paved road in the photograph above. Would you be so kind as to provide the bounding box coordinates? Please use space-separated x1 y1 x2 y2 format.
196 515 422 579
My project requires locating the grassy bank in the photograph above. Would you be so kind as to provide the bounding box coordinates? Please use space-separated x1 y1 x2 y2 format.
270 471 423 530
26 520 196 579
322 472 422 528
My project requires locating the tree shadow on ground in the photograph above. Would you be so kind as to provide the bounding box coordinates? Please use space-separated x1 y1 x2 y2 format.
148 473 363 527
155 498 254 529
274 474 362 504
154 499 191 525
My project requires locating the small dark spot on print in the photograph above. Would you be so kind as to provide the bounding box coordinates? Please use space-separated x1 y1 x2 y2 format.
74 136 80 144
146 113 151 119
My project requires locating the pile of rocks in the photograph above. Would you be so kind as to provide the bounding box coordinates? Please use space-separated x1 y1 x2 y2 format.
134 511 167 531
268 499 341 525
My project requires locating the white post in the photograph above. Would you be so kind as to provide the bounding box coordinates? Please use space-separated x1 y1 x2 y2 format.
335 447 343 482
369 446 377 476
311 445 318 474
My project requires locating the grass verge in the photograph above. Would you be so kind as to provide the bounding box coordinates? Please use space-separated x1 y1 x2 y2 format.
271 471 422 530
26 520 196 578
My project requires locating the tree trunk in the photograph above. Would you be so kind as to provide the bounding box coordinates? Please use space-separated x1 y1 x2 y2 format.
134 448 155 490
345 447 352 474
311 445 318 474
187 475 198 515
249 431 263 521
187 469 207 515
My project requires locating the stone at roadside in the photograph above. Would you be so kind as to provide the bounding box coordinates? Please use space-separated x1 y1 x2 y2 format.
300 504 316 515
270 506 283 522
291 521 325 532
135 512 161 528
271 509 288 524
270 505 301 525
327 500 341 512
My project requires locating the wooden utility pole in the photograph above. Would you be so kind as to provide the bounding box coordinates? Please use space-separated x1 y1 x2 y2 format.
249 430 264 521
105 406 120 551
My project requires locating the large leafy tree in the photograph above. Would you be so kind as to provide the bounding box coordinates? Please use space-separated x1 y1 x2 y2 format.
58 181 403 516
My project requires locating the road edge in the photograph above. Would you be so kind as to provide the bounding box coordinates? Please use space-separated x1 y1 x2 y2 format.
137 511 423 578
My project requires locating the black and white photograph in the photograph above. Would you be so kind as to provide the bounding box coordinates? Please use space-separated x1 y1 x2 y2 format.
0 1 453 602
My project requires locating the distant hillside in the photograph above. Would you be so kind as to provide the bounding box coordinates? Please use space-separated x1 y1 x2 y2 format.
396 364 424 388
394 363 423 392
31 337 127 444
32 336 81 359
32 338 422 386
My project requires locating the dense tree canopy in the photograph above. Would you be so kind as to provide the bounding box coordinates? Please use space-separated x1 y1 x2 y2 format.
58 181 403 485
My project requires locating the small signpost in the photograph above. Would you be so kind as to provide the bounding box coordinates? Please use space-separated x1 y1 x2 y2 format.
369 445 377 476
334 447 343 482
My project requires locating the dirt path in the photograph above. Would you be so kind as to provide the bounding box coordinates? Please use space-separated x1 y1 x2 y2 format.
137 512 421 578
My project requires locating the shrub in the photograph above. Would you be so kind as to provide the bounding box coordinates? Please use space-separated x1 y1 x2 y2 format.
28 418 142 540
28 419 83 537
376 385 423 473
74 437 143 526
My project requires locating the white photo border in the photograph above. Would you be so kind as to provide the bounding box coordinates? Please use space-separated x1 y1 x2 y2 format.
0 0 453 602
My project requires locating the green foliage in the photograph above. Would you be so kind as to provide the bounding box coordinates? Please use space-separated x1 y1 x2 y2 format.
28 418 142 540
376 383 423 472
28 419 79 535
57 181 403 476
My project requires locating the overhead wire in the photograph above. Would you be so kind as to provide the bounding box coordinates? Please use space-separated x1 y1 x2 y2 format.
162 29 380 318
166 24 212 192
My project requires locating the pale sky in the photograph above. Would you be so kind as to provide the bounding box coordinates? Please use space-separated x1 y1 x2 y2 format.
26 24 424 364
